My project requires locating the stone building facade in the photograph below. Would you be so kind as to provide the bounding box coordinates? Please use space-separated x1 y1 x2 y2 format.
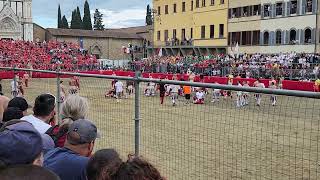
0 0 33 41
33 26 152 60
228 0 319 54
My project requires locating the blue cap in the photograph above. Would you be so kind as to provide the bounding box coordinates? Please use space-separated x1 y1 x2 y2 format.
0 120 43 166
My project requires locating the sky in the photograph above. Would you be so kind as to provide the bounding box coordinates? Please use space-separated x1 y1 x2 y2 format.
32 0 152 29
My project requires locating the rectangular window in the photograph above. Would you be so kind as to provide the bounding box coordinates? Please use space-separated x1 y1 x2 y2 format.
211 0 215 6
220 0 224 4
196 0 200 8
173 4 177 13
202 0 206 7
241 31 252 45
252 30 260 45
158 6 161 15
210 25 214 38
201 26 206 39
191 28 193 39
157 31 161 41
291 0 297 14
242 6 249 17
231 32 241 44
219 24 224 38
182 29 186 40
182 2 186 12
164 30 169 42
306 0 312 13
191 1 194 10
276 2 283 16
264 4 271 17
253 5 261 15
165 5 168 14
173 29 177 39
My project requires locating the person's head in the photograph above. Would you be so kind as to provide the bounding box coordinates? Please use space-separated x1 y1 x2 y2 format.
2 107 23 122
271 82 275 86
0 120 43 168
60 80 63 84
87 149 122 180
0 165 60 180
8 97 31 116
64 119 99 157
33 94 56 123
0 96 10 122
60 95 88 126
113 156 164 180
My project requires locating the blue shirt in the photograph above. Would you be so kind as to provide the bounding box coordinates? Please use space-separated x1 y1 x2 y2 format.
44 147 89 180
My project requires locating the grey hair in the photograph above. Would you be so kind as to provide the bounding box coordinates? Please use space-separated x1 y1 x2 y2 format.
60 95 89 126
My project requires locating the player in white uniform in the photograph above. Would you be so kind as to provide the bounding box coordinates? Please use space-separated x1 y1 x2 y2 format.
194 89 205 104
11 77 19 98
169 84 180 106
242 81 250 106
114 80 124 103
211 82 221 103
255 80 265 106
236 81 244 107
269 82 277 106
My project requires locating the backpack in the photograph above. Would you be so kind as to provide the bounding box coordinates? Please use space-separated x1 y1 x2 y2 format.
45 125 68 147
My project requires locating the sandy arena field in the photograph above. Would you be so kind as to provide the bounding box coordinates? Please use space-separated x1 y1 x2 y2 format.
2 77 320 180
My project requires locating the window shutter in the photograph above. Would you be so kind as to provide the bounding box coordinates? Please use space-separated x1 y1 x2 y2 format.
300 29 304 44
286 1 291 16
311 28 316 43
312 0 317 14
301 0 306 14
272 4 276 18
282 3 286 16
296 29 300 44
286 30 290 44
261 4 264 18
282 31 286 44
297 0 301 15
260 32 264 45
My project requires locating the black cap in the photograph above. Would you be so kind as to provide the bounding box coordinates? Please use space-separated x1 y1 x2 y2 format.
8 97 31 112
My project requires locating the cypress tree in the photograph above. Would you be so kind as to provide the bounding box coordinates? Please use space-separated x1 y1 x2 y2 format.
93 9 105 30
83 0 92 30
70 10 76 29
76 6 83 29
58 5 62 28
61 15 69 29
146 5 152 25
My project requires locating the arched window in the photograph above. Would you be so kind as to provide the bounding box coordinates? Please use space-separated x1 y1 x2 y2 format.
290 29 297 44
263 31 269 45
276 31 282 44
304 28 312 43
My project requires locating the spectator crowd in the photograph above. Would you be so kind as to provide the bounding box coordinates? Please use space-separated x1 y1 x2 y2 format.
133 53 320 81
0 94 164 180
0 40 98 71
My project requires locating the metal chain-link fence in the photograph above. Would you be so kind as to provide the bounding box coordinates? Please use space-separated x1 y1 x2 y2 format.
1 67 319 180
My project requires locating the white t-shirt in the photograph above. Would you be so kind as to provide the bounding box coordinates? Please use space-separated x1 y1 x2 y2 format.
115 81 124 93
21 115 51 134
257 83 265 88
170 85 180 93
196 91 204 99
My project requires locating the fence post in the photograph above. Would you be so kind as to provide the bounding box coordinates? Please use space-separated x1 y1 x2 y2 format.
134 70 141 156
13 65 17 98
56 67 61 123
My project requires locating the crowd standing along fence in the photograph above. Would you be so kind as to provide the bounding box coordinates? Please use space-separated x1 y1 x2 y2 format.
0 67 320 180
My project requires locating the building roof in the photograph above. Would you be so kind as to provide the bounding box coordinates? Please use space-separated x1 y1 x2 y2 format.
46 28 144 39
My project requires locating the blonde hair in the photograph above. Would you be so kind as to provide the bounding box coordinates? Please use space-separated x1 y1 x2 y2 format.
60 95 88 126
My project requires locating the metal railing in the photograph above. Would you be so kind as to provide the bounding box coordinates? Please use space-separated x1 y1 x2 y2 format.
1 66 320 180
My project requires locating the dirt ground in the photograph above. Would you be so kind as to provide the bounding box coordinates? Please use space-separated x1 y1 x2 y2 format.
2 77 320 180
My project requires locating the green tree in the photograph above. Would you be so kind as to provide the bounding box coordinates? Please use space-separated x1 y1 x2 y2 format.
61 15 69 29
146 4 152 25
58 5 62 28
70 9 76 29
82 0 92 30
93 9 104 30
76 6 83 29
